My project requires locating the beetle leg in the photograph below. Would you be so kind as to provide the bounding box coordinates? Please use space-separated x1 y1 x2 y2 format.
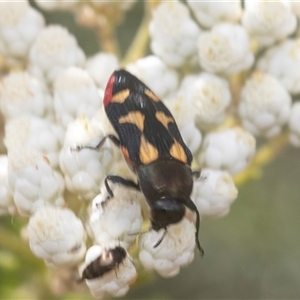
192 170 208 182
72 134 121 152
105 175 140 198
106 134 121 148
192 170 201 179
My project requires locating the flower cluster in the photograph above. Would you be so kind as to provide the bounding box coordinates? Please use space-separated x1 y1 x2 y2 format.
0 0 299 299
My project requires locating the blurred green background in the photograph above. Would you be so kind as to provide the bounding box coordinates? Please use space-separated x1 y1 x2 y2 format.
128 145 300 299
1 1 300 299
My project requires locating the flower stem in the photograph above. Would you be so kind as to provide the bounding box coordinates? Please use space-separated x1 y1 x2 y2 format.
121 4 151 65
0 224 43 270
121 1 160 66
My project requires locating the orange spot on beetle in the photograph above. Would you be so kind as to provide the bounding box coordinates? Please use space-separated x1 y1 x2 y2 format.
139 135 159 164
118 111 145 132
144 89 160 102
111 89 130 104
170 141 187 163
155 111 174 129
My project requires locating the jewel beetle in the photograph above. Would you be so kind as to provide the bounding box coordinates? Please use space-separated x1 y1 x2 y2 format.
79 246 127 281
80 70 204 255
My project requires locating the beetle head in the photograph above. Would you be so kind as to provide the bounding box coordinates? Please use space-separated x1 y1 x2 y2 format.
150 197 204 256
150 197 185 231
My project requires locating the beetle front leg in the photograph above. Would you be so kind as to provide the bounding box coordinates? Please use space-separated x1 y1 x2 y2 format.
105 175 140 198
72 134 121 152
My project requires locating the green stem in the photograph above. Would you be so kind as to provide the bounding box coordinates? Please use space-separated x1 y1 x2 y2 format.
121 7 151 66
0 225 43 270
121 0 160 66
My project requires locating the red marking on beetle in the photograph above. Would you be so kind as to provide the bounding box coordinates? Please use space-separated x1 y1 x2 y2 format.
121 146 136 167
103 73 116 107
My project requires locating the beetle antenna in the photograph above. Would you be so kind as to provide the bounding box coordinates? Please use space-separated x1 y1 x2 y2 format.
153 227 167 248
185 198 204 256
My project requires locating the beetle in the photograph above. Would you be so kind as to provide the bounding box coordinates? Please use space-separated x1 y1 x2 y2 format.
78 69 204 255
79 246 127 281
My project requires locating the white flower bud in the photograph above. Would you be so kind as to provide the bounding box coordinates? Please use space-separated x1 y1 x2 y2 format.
198 127 256 175
242 0 297 47
28 25 86 84
0 155 15 215
126 55 179 99
291 2 300 17
288 102 300 147
198 23 254 75
0 71 53 121
192 169 238 218
87 182 143 249
28 206 86 267
149 0 201 68
139 218 195 278
179 73 231 130
257 39 300 95
0 1 45 63
187 1 242 29
5 117 64 168
8 148 65 216
82 245 137 299
239 72 291 138
53 67 102 128
85 52 119 89
59 116 113 200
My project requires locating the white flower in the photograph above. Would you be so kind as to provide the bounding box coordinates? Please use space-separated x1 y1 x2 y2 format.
0 71 53 121
87 182 143 249
149 0 201 68
5 117 64 168
198 127 256 175
179 73 231 131
53 67 102 128
126 55 179 99
59 116 113 200
139 218 195 278
192 169 238 218
28 206 86 267
242 0 297 47
198 23 254 75
164 95 202 154
257 39 300 95
0 155 15 215
82 245 137 299
288 102 300 147
291 1 300 17
187 1 242 29
35 0 79 11
8 148 65 216
28 25 86 84
85 52 119 89
0 1 45 64
239 72 291 138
